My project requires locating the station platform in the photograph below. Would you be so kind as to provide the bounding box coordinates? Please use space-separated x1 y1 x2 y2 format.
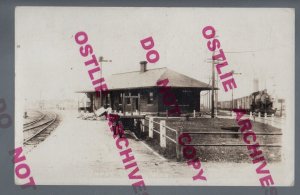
25 110 196 185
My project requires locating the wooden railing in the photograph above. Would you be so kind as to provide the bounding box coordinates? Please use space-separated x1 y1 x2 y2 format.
140 116 282 161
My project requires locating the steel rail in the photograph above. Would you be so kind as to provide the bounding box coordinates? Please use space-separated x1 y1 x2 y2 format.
23 119 53 131
24 112 57 144
23 112 46 127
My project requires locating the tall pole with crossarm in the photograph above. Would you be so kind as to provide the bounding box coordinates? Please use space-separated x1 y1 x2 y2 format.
231 70 242 110
211 51 215 118
98 56 112 108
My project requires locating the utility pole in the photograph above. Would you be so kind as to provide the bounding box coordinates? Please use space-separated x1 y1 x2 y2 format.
216 77 218 115
206 50 250 115
205 50 222 118
231 71 242 110
222 51 253 111
211 51 215 118
231 87 234 110
208 88 210 111
98 56 112 109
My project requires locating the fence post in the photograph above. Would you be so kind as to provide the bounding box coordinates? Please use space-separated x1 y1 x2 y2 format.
193 110 196 117
149 117 154 138
258 112 261 118
160 120 166 148
176 126 183 161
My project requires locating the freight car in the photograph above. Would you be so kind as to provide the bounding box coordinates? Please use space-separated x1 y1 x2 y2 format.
218 89 277 115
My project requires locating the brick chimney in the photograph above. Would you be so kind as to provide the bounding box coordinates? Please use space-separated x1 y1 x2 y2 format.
140 61 147 72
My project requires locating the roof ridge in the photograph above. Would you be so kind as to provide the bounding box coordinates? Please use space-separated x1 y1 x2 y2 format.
112 67 168 75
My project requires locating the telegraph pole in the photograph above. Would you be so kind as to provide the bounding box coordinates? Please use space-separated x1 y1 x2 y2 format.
98 56 112 108
231 87 234 110
231 70 242 110
206 54 221 118
208 86 210 110
216 77 218 116
211 51 215 118
206 50 248 115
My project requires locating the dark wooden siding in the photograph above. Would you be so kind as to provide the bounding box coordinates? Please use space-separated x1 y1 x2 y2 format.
138 89 159 113
158 88 200 114
103 89 159 113
88 87 201 114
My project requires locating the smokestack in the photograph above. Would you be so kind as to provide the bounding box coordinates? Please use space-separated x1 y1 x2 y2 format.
253 78 259 92
140 61 147 72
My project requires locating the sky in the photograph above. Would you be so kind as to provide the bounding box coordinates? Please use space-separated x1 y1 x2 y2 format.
15 7 294 102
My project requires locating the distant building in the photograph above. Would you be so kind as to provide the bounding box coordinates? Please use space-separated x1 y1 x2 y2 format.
77 62 212 115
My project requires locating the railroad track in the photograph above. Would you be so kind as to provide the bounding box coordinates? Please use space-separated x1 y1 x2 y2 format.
23 111 59 145
23 111 46 129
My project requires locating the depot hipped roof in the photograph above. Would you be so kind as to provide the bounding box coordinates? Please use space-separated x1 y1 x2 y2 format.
77 67 213 92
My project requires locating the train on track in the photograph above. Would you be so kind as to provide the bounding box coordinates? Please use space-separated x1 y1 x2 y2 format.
217 89 277 115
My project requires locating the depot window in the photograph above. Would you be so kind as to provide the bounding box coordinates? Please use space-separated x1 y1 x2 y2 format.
148 92 154 104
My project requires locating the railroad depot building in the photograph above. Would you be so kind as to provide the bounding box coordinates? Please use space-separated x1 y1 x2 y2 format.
77 62 212 115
